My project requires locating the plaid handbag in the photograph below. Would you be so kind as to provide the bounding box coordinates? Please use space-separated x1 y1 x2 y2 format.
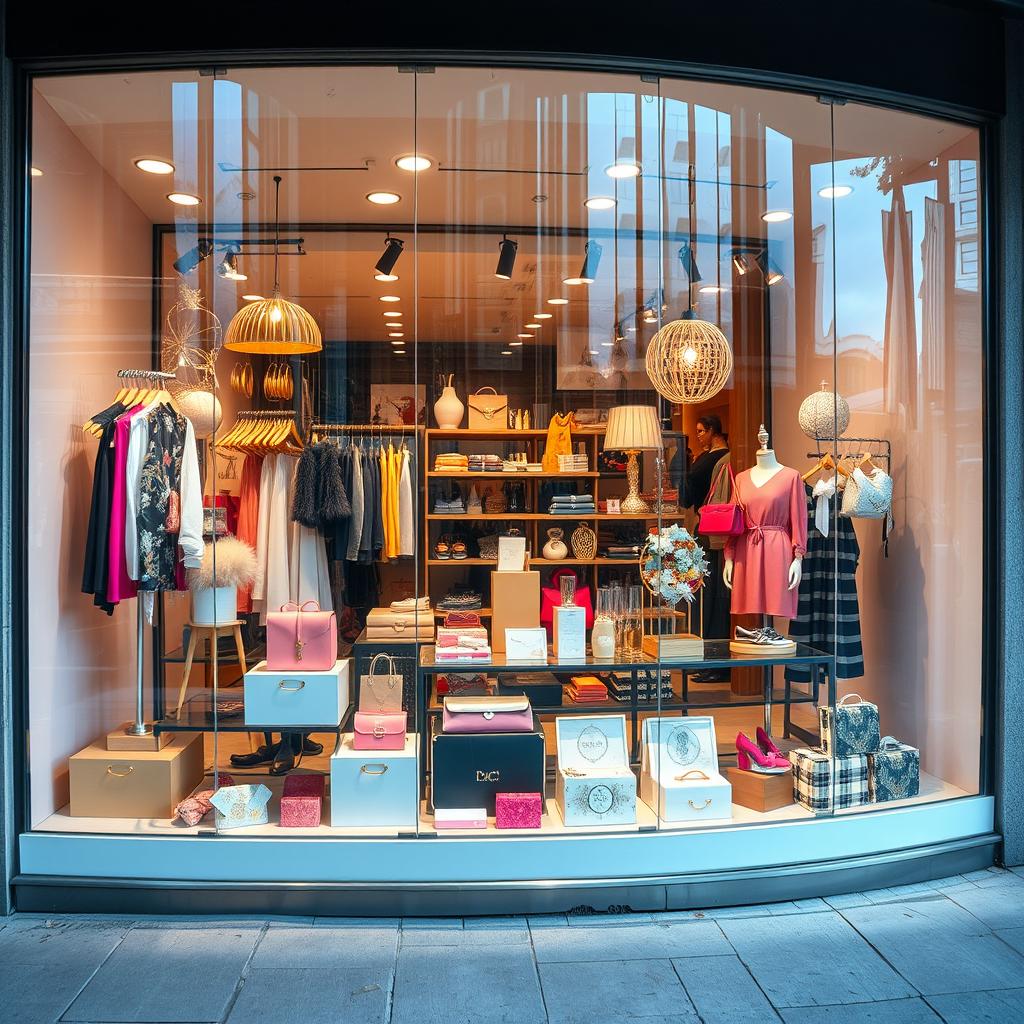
819 694 881 757
868 736 920 802
789 747 870 815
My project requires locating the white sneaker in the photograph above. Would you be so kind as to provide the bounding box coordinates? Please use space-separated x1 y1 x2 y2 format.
390 596 431 611
735 625 792 647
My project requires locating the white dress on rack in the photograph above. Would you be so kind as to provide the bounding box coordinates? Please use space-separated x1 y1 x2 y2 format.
252 453 293 624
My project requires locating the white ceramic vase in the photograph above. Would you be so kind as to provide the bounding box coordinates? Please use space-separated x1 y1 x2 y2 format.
433 385 464 429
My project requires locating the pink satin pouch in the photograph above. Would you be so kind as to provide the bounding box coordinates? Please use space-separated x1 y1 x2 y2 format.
441 696 534 734
266 600 337 671
352 711 407 750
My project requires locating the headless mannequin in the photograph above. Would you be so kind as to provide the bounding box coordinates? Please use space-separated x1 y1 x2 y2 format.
723 426 803 591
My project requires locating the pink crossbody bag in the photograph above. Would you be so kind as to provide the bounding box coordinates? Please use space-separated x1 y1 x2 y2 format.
266 600 337 671
442 695 534 734
352 711 407 750
697 460 746 537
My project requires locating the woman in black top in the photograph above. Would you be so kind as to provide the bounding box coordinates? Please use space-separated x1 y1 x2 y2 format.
685 415 729 510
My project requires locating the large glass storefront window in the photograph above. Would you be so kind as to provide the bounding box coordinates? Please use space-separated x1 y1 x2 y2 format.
25 64 983 852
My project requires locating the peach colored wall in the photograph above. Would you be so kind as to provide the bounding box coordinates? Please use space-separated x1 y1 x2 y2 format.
28 94 160 824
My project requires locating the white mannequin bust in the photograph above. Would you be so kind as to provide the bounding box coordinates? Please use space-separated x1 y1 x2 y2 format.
724 425 802 591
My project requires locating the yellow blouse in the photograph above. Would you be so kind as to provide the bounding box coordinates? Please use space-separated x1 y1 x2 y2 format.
542 412 575 472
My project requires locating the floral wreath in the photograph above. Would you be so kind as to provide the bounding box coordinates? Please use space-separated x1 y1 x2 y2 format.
639 523 709 606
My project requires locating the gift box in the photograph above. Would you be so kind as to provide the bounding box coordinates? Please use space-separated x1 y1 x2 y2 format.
725 767 794 812
331 734 418 829
555 714 636 826
244 659 350 728
789 747 870 815
209 783 273 830
495 792 543 829
280 774 325 827
819 694 880 757
553 606 586 659
640 717 732 823
868 736 921 803
491 571 540 653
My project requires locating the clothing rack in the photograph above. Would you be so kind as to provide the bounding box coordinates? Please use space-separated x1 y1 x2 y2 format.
806 436 892 557
310 423 422 433
118 368 176 381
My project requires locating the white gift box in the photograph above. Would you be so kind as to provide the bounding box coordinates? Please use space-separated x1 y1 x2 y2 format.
244 659 350 728
555 714 637 826
553 606 586 660
331 734 417 829
640 717 732 823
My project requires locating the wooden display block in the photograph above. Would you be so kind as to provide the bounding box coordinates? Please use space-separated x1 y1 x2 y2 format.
106 724 172 751
641 633 703 660
726 766 794 812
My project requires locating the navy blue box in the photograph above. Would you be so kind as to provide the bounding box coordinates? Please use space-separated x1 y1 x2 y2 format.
497 672 563 707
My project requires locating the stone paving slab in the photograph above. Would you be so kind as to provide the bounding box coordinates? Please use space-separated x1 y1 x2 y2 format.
926 988 1024 1023
225 967 391 1024
671 954 780 1023
252 925 399 969
531 920 731 963
779 998 944 1023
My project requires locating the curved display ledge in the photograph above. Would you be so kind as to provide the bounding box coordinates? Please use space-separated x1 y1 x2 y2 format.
16 795 996 916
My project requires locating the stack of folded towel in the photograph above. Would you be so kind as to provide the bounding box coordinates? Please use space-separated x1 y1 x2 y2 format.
548 493 596 515
557 453 590 472
435 626 492 662
435 453 469 472
565 675 608 703
434 493 466 514
468 454 503 472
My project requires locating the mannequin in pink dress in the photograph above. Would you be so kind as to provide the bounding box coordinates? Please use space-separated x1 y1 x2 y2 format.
723 427 807 620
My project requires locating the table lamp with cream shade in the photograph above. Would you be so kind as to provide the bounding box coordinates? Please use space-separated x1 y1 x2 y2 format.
603 405 663 514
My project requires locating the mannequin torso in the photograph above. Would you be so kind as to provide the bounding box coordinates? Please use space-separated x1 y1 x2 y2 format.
748 448 784 488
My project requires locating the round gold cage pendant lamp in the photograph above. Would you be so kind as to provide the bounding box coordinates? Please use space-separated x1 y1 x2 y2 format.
645 310 733 405
224 175 322 354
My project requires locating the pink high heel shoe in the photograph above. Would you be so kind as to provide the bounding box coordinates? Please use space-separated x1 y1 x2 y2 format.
736 731 789 774
756 726 787 762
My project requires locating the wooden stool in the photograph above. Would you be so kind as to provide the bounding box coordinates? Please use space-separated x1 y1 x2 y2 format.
174 619 247 720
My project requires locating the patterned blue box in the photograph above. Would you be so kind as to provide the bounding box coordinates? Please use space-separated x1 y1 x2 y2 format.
868 737 920 802
819 695 880 757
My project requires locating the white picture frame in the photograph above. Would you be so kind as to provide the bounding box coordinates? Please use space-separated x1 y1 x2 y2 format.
497 535 527 571
504 627 548 661
606 498 621 515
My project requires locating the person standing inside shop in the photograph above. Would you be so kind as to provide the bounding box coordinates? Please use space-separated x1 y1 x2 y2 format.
685 415 731 682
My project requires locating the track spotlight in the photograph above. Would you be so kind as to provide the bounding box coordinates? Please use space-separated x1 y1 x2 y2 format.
756 251 784 285
678 242 702 283
564 240 602 285
173 239 215 275
495 235 518 280
732 252 751 276
375 234 405 278
217 246 247 281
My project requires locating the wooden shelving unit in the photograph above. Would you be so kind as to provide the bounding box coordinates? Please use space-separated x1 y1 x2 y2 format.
423 426 673 614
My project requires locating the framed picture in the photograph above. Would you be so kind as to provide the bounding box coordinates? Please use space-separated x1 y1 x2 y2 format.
504 628 548 661
606 498 621 515
497 535 527 572
370 384 427 425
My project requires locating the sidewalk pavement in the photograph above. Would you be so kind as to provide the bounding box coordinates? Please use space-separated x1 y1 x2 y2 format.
2 866 1023 1023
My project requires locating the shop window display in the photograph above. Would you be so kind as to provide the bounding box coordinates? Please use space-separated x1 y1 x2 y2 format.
24 65 982 863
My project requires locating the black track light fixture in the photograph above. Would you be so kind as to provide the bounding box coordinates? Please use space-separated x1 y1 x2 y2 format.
375 234 405 279
678 241 702 283
173 239 215 276
564 240 603 285
495 234 518 280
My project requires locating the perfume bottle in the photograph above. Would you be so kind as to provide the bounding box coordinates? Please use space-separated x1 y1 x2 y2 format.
591 587 616 659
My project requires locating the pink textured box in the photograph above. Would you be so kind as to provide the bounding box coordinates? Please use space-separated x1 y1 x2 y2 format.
495 792 542 829
280 774 325 827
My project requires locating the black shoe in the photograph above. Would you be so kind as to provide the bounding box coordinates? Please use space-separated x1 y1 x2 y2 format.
691 671 729 684
302 738 324 756
230 743 278 768
270 735 302 776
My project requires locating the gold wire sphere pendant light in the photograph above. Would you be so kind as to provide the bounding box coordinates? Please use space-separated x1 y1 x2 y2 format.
224 176 322 354
645 312 733 405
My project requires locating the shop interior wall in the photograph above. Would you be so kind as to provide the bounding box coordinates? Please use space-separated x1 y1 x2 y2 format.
28 92 154 824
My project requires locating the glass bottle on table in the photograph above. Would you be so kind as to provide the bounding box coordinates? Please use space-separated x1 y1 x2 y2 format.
591 587 616 659
624 585 643 656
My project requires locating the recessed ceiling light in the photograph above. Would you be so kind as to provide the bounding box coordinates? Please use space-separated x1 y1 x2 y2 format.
588 348 600 355
510 340 524 346
761 210 792 223
533 312 553 319
532 194 548 204
517 333 534 339
134 158 174 174
501 349 513 355
584 196 616 210
375 272 399 282
167 192 201 206
389 332 404 338
242 294 264 301
395 155 431 172
390 339 405 346
601 341 614 347
367 191 401 205
525 322 542 329
699 285 724 294
818 184 853 199
394 349 407 355
606 162 641 179
383 310 403 317
237 191 255 201
379 295 401 303
547 297 569 305
30 166 43 177
563 276 590 286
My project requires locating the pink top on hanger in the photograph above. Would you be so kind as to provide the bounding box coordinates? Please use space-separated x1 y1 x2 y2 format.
106 404 145 604
725 466 808 619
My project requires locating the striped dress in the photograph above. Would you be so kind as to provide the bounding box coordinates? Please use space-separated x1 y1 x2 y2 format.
785 483 864 681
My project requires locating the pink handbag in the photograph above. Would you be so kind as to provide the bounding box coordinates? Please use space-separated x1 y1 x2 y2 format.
697 461 746 537
352 711 407 750
441 696 534 734
266 600 337 671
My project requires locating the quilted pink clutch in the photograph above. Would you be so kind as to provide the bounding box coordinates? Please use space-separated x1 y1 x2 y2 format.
352 711 407 750
495 792 542 829
266 600 337 671
173 773 235 826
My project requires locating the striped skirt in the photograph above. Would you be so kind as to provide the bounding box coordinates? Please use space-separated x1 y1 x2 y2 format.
785 496 864 682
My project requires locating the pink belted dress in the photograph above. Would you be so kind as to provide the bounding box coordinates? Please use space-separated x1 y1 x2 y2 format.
725 466 808 619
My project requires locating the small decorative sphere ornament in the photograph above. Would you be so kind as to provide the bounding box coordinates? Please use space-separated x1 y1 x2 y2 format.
177 389 224 437
639 524 709 606
798 380 850 440
644 312 732 405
